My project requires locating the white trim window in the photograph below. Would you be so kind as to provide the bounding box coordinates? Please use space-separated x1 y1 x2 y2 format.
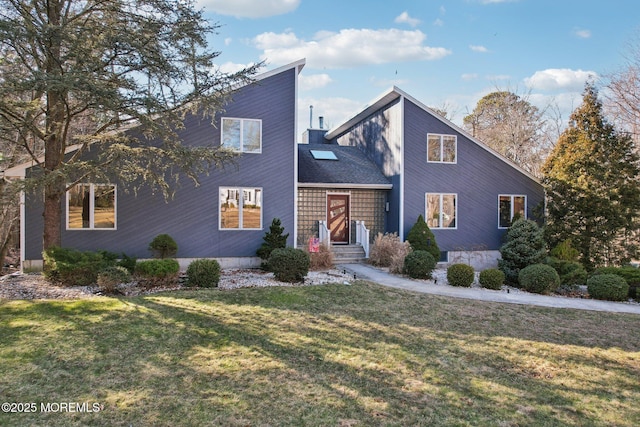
221 118 262 153
498 195 527 228
219 187 263 230
426 193 457 229
427 134 457 163
66 183 117 230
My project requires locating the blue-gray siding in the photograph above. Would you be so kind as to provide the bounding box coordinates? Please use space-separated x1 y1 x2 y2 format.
25 68 297 260
402 99 544 251
328 95 544 252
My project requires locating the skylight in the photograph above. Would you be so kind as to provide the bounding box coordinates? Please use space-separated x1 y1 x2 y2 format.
310 150 338 160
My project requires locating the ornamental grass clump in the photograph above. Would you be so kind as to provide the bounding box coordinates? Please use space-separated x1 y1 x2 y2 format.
447 263 475 287
518 263 560 294
369 232 412 274
186 259 221 288
587 274 629 301
269 247 310 283
479 268 505 290
403 250 436 279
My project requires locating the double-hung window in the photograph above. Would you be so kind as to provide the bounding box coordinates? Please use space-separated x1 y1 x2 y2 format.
426 193 457 229
219 187 263 230
427 134 457 163
498 195 526 228
222 118 262 153
67 184 116 230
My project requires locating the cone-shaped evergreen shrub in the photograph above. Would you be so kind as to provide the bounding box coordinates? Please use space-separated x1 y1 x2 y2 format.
406 215 440 261
148 234 178 259
257 218 289 261
498 218 546 286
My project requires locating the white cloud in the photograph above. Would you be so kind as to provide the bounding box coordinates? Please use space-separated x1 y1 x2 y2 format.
395 11 421 27
253 29 451 69
469 45 489 53
214 61 257 74
433 18 444 27
224 38 233 46
299 96 363 133
299 74 333 91
461 73 478 81
197 0 300 19
573 28 592 39
524 68 597 91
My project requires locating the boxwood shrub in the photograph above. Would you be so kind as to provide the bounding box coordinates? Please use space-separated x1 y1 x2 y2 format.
518 263 560 294
479 268 505 290
135 259 180 278
447 263 475 287
403 250 436 279
186 259 221 288
268 247 310 283
587 274 629 301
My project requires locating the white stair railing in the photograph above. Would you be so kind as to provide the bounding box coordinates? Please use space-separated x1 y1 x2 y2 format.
318 220 330 247
355 220 370 258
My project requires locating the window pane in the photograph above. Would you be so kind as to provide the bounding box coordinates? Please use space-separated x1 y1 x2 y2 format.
442 136 456 163
68 184 91 229
94 185 115 229
499 195 512 228
427 135 441 162
442 194 456 228
220 188 239 229
242 188 262 229
513 196 526 220
243 120 261 153
222 118 241 151
426 194 441 228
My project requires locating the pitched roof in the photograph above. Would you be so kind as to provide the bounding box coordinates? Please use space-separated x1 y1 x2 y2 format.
298 143 392 188
324 86 540 183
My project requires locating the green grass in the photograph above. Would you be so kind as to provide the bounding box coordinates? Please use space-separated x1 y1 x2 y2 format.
1 281 639 426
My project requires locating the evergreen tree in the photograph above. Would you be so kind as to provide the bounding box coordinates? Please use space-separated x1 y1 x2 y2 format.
498 218 547 286
542 83 640 269
0 0 261 251
257 218 289 261
406 215 440 261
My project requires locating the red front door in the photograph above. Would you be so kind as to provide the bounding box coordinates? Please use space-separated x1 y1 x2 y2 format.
328 194 349 244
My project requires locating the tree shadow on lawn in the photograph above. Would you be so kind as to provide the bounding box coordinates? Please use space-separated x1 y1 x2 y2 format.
1 283 639 426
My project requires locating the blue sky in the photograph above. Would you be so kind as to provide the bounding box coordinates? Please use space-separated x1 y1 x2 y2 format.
198 0 639 138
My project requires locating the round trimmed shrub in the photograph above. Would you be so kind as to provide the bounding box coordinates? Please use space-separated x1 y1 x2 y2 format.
268 247 310 283
403 250 436 279
148 234 178 259
587 274 629 301
97 266 132 294
479 268 505 290
186 259 221 288
518 264 560 294
447 263 475 287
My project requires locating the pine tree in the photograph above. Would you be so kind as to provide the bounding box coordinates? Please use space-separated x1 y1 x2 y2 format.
406 215 440 261
498 218 547 286
542 83 640 269
257 218 289 261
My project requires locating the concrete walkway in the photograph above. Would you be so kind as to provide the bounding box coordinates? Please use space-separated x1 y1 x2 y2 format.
339 263 640 315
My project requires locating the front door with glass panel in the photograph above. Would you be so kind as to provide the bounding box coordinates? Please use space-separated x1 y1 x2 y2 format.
327 194 349 244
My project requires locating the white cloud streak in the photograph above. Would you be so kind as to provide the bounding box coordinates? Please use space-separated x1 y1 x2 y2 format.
197 0 300 18
254 29 451 69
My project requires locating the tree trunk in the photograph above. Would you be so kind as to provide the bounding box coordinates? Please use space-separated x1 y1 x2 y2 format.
42 0 65 252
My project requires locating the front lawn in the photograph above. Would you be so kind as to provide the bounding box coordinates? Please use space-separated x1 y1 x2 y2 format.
1 281 639 426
